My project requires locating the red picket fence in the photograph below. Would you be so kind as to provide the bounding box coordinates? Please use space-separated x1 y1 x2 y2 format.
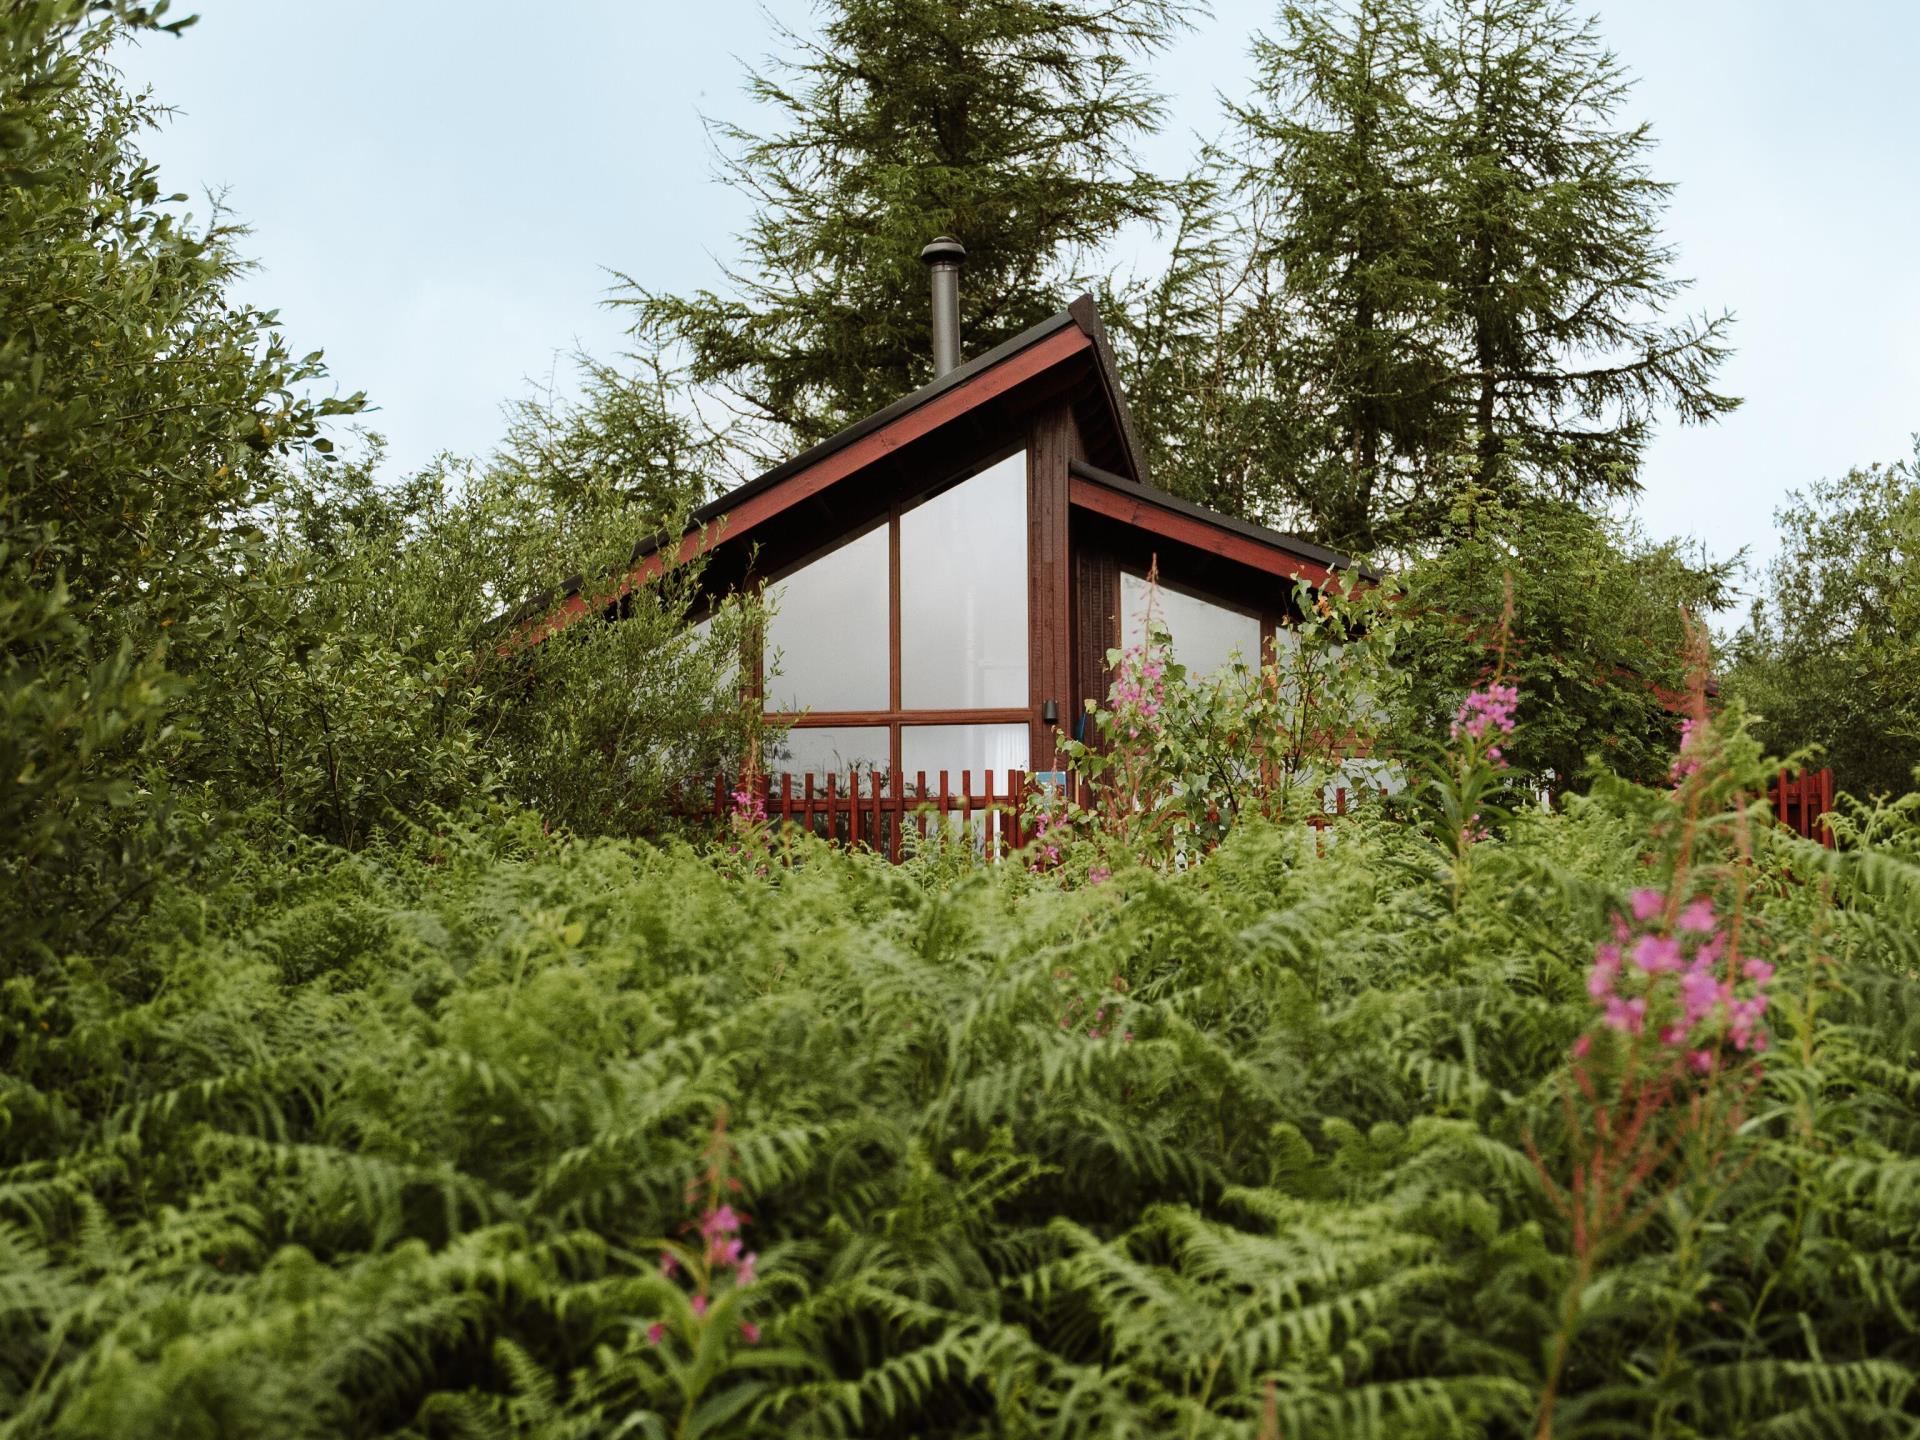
696 769 1367 862
1770 766 1835 847
698 767 1834 856
705 769 1043 862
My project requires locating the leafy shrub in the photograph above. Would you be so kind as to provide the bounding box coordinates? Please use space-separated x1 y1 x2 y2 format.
1048 575 1405 868
1723 441 1920 798
1396 495 1735 792
190 444 760 850
0 2 362 960
0 2 756 970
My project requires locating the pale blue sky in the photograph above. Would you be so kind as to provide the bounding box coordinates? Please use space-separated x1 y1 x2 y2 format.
119 2 1920 595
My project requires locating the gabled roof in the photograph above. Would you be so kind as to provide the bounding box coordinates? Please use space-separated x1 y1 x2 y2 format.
649 296 1143 552
519 297 1360 633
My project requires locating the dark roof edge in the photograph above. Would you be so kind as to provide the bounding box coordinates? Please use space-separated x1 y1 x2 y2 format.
1067 458 1378 582
629 308 1083 567
1065 295 1147 484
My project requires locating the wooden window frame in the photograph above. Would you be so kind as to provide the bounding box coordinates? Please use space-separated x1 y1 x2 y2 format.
757 445 1034 778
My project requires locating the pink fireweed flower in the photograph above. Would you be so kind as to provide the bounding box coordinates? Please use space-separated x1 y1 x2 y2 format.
646 1322 665 1345
709 1236 743 1267
1585 882 1773 1062
1603 994 1647 1034
1678 898 1717 933
1572 1034 1592 1059
1678 968 1722 1027
1670 717 1703 783
1451 683 1520 742
1728 996 1768 1051
1631 934 1684 974
690 1294 708 1319
699 1205 741 1240
1587 954 1620 1000
736 1252 758 1287
659 1251 679 1277
1689 1049 1714 1074
1088 865 1111 885
740 1321 761 1345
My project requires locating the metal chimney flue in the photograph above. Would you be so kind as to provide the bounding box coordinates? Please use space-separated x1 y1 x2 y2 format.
919 236 966 377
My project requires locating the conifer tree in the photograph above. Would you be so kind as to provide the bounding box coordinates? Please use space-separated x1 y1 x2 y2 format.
1231 0 1462 552
633 0 1198 462
1420 0 1738 503
1134 0 1735 550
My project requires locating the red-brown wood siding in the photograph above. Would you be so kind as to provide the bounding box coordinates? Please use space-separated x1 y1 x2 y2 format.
1027 406 1075 771
1071 542 1120 735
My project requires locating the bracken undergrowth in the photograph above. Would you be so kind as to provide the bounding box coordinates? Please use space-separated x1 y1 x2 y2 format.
3 732 1918 1438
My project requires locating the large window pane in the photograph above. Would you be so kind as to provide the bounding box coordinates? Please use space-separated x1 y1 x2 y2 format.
900 452 1028 708
767 726 890 790
1121 572 1262 680
763 525 889 711
899 724 1030 789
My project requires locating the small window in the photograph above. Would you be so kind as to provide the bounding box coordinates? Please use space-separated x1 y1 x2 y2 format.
1121 572 1263 680
763 525 890 711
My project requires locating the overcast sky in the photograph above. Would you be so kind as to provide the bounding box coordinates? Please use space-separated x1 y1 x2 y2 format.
118 2 1920 601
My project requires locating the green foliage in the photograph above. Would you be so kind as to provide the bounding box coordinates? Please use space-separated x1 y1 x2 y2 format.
1422 0 1739 502
1122 0 1462 550
0 7 755 963
1052 575 1406 865
0 0 363 960
5 715 1916 1437
1396 494 1735 790
632 0 1199 462
1724 441 1920 798
186 437 758 850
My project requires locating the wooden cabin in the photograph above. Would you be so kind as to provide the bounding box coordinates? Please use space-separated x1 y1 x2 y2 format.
536 243 1362 825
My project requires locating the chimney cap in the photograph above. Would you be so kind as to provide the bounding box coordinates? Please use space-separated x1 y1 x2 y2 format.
920 236 967 266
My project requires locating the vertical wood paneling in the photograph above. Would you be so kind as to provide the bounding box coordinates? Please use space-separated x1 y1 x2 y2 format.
1072 543 1121 736
1028 405 1075 771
